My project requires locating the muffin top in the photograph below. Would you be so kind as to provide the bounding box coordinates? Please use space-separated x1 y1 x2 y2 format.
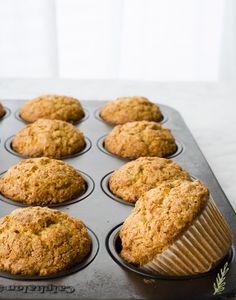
109 157 191 203
19 95 85 123
0 157 86 205
0 207 91 276
120 180 209 266
104 121 176 159
100 96 162 124
0 102 5 118
12 119 85 158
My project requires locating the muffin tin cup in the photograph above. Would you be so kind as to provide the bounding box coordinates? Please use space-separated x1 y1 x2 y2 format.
142 198 232 276
0 227 99 281
97 135 183 160
107 223 234 281
101 171 135 207
94 107 168 125
4 135 92 159
14 108 90 125
0 170 95 208
0 107 11 121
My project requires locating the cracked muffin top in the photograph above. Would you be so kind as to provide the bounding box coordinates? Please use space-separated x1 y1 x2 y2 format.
0 157 86 205
104 121 176 159
12 119 85 158
109 157 191 203
100 96 162 124
0 102 5 118
120 180 209 266
19 95 85 123
0 206 91 276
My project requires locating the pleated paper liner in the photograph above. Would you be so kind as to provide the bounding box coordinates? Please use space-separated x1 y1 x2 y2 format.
141 198 232 276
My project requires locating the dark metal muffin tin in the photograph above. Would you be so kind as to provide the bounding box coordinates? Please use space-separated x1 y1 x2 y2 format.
0 100 235 300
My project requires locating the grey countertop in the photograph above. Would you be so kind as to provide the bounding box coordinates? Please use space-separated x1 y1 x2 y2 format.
0 79 235 210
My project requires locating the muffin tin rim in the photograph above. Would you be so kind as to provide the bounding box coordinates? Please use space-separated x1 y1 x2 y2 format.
4 135 92 160
0 169 95 208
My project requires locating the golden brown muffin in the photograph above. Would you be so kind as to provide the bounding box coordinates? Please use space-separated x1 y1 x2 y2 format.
0 207 91 276
120 180 232 275
0 102 5 118
104 121 176 159
12 119 85 158
20 95 85 123
109 157 191 203
0 157 86 205
100 96 162 124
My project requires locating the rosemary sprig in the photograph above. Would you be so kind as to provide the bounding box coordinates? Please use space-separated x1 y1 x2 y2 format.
213 262 230 295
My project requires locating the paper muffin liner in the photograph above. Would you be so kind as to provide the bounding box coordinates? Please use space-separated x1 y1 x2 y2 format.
141 198 232 276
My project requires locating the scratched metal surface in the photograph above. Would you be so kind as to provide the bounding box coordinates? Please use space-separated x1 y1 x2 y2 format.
0 100 235 300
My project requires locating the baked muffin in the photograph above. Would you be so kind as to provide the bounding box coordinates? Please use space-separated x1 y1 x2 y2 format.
120 180 232 276
20 95 85 123
0 157 86 205
109 157 191 203
0 207 91 276
104 121 176 159
100 96 162 124
12 119 85 158
0 102 5 118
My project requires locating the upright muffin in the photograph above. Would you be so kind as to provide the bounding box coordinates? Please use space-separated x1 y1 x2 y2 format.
0 158 86 205
0 102 5 118
120 180 232 276
12 119 86 158
100 96 162 124
109 157 191 203
104 121 176 159
0 207 91 276
20 95 85 123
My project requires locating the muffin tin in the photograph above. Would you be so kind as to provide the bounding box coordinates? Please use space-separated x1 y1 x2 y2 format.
0 100 235 300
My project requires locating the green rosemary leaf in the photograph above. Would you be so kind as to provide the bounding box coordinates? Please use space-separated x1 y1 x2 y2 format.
213 262 230 296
